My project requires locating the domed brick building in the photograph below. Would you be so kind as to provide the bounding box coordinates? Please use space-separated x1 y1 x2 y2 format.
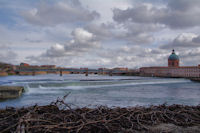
140 50 200 78
168 49 179 67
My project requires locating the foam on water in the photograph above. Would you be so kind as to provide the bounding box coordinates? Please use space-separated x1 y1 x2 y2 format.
26 78 191 90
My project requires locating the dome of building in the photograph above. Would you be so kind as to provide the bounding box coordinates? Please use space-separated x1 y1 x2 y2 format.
168 49 179 60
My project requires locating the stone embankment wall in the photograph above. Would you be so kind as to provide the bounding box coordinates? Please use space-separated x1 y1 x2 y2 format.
19 71 47 75
0 71 72 76
0 71 8 76
47 71 60 74
62 71 71 74
18 71 33 75
0 86 24 99
19 71 71 75
35 71 47 75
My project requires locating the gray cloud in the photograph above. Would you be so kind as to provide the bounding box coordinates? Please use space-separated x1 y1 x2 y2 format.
192 36 200 43
24 38 43 43
113 0 200 29
168 0 200 11
178 48 200 66
122 22 164 35
0 45 18 64
160 33 200 49
85 23 113 40
22 0 100 26
85 22 156 45
116 32 154 45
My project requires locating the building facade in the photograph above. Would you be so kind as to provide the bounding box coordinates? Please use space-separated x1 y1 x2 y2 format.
140 50 200 78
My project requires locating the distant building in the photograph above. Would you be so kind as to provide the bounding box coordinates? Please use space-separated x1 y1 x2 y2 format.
98 68 110 75
20 63 30 67
140 50 200 78
113 67 128 71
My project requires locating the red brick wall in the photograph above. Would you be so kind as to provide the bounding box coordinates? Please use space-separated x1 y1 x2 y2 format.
168 60 179 67
140 66 200 78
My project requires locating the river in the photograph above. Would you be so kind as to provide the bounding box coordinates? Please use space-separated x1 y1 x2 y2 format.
0 74 200 108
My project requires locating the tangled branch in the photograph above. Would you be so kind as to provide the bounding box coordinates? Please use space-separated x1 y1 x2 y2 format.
0 96 200 132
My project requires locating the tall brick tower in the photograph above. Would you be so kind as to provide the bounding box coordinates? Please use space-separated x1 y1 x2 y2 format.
168 49 179 67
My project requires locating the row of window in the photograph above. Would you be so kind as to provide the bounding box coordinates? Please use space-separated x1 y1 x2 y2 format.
141 68 200 77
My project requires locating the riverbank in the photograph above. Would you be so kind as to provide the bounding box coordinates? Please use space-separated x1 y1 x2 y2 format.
0 98 200 132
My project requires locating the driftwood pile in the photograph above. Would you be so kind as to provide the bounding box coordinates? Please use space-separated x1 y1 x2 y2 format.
0 97 200 132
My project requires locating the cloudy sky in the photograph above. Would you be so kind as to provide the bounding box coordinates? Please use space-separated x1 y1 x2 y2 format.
1 0 200 68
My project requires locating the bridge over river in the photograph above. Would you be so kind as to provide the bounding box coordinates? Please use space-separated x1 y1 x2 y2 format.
15 68 137 76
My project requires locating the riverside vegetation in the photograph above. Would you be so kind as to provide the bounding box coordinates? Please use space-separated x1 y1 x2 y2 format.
0 95 200 133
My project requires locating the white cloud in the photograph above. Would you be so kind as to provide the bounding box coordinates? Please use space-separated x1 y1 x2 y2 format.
22 0 100 26
72 28 94 43
27 28 101 64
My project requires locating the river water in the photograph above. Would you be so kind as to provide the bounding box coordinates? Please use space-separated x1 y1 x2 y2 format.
0 74 200 108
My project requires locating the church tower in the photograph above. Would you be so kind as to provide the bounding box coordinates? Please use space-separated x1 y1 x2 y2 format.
168 49 179 67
